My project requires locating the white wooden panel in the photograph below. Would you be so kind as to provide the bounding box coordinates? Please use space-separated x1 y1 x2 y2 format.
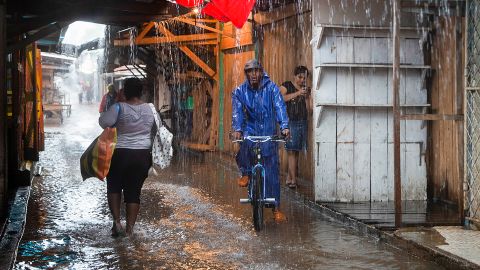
404 143 427 200
400 38 408 64
316 69 337 103
354 38 372 64
403 38 423 65
337 143 354 201
337 36 354 63
316 35 337 65
387 38 393 64
400 70 407 105
336 36 354 202
355 70 373 103
337 69 354 103
354 142 371 201
353 63 372 201
337 107 354 142
372 38 389 64
387 143 406 201
370 69 389 201
371 142 389 201
315 109 337 143
405 70 425 103
405 69 427 142
315 142 337 201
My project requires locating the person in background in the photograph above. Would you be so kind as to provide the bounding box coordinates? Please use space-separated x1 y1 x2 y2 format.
279 66 312 189
116 87 126 103
99 84 117 113
99 78 154 237
232 59 290 222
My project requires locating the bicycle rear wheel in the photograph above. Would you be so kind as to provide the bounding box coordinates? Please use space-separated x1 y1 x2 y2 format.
252 169 264 231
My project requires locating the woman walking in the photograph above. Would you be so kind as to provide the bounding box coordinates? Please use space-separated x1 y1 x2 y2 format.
99 78 154 236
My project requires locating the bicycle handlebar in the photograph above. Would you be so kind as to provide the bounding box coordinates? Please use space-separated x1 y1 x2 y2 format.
232 135 286 143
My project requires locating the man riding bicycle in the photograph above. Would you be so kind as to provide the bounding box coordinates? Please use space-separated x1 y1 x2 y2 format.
231 59 290 222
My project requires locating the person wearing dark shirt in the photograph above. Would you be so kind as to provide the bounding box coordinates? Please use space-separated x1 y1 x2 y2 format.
279 66 312 188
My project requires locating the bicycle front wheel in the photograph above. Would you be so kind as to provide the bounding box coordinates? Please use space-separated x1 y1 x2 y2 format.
252 169 264 231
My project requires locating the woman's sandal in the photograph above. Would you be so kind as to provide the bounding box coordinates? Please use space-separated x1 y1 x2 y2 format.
111 221 125 237
288 183 298 189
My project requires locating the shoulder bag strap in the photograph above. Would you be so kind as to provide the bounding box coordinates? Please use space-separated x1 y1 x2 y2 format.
148 103 161 129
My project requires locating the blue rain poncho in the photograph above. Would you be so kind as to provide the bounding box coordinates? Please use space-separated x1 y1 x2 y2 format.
232 72 289 207
231 73 289 156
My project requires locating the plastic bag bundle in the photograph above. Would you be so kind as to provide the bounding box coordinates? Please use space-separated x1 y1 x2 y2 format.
80 127 117 180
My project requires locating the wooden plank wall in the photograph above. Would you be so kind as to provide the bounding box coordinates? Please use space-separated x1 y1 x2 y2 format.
262 13 313 183
428 16 464 205
222 50 255 154
191 80 213 144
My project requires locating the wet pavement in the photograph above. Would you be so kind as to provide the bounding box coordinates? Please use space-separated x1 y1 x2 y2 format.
396 226 480 267
14 103 445 269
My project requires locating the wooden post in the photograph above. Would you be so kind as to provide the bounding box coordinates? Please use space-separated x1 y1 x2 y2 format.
217 22 225 151
393 0 402 227
0 0 6 214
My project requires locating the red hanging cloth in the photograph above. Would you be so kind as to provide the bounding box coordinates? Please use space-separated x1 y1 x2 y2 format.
176 0 204 8
176 0 255 28
202 0 256 28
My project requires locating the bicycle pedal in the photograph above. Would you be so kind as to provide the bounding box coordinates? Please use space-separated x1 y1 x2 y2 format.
240 198 251 204
264 198 276 204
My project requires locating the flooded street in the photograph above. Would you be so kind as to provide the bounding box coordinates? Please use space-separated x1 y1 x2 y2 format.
14 104 443 270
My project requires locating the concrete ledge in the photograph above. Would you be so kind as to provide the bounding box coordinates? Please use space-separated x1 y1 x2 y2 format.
0 186 31 270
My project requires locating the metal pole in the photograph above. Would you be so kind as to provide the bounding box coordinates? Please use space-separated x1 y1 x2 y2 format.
393 0 402 227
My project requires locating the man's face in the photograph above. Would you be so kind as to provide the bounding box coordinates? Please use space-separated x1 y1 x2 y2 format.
294 72 308 87
246 68 262 88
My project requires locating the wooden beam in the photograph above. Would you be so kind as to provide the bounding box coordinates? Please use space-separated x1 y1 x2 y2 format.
179 47 216 77
156 24 216 77
174 71 208 79
136 22 155 42
173 17 224 34
400 114 463 121
457 16 465 223
393 0 402 228
7 21 68 54
220 35 253 50
114 33 218 46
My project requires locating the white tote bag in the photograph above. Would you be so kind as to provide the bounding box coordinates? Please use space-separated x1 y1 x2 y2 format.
148 103 173 169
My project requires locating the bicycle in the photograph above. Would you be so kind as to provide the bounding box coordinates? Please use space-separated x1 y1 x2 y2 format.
232 135 285 231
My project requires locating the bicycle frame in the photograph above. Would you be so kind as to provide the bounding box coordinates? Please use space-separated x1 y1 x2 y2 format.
235 135 283 206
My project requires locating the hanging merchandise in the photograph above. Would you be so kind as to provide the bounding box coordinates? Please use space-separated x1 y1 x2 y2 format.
202 0 256 28
176 0 256 28
176 0 204 8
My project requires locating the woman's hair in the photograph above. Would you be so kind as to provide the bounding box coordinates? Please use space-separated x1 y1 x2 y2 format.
123 78 143 100
107 84 115 92
294 66 309 76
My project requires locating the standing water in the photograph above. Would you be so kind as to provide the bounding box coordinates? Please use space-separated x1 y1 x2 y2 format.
13 101 443 269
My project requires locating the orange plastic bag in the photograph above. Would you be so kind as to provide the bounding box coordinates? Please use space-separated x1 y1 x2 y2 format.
80 127 117 180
